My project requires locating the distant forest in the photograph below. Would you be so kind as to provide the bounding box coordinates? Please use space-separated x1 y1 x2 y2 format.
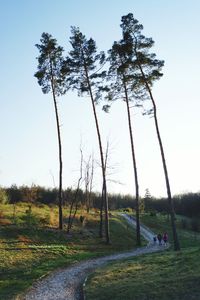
2 185 200 218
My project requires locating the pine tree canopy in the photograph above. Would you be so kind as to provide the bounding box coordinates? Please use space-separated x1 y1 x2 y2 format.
35 32 66 96
62 27 108 103
107 13 164 106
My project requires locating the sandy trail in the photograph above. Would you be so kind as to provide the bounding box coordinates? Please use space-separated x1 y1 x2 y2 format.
23 214 168 300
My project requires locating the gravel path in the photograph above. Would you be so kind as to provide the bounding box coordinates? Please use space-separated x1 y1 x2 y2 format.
23 214 169 300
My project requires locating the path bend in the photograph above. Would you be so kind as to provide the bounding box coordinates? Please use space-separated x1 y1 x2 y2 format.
22 214 168 300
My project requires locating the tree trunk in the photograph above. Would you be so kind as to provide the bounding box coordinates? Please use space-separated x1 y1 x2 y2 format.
90 91 110 243
137 63 180 251
67 198 74 233
88 156 94 213
67 188 81 232
85 159 90 213
67 148 83 232
50 64 63 230
83 57 110 244
123 77 141 246
99 183 104 238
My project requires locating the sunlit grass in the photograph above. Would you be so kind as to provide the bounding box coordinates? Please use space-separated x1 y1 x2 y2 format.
0 203 138 299
85 248 200 300
85 213 200 300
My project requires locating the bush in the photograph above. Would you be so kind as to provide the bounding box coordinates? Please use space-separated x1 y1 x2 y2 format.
0 188 9 204
21 206 40 227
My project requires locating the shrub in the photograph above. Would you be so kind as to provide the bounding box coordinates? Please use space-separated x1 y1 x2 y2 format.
0 188 9 204
21 206 40 227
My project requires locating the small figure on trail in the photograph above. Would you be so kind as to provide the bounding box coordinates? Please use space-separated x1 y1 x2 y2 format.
153 236 157 244
163 232 168 245
157 233 162 245
79 215 85 227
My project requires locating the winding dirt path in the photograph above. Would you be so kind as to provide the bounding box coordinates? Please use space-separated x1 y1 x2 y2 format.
23 214 168 300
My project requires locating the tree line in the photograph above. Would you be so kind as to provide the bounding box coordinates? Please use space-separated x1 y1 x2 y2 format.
145 193 200 219
34 13 180 249
1 185 200 219
0 185 133 209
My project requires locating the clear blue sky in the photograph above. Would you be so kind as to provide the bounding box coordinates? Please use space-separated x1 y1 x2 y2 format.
1 0 200 197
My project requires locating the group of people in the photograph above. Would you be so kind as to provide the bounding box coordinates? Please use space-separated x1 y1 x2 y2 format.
153 232 168 246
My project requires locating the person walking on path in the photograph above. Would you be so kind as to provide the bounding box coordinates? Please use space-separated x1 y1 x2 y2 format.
163 232 168 246
157 233 162 245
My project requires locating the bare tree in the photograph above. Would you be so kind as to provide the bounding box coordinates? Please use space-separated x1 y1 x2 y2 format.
84 155 94 213
67 147 83 233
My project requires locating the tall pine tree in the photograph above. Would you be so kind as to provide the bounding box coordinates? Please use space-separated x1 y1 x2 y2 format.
35 33 66 230
62 27 110 243
107 40 141 245
120 13 180 250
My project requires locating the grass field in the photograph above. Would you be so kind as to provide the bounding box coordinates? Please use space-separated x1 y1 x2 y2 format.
0 203 138 299
84 213 200 300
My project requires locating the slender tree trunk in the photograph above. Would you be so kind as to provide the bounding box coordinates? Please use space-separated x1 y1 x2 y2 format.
67 148 83 232
67 188 81 232
67 198 74 233
85 186 89 213
88 156 94 212
50 64 63 230
71 199 79 228
137 63 180 251
83 57 110 244
99 183 104 238
123 77 141 246
90 91 110 243
85 159 90 213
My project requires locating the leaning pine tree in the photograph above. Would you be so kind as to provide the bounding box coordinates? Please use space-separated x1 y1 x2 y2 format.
35 33 66 230
120 13 180 250
107 41 142 246
62 27 110 243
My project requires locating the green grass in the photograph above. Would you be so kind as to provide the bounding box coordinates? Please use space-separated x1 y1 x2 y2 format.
85 213 200 300
85 247 200 300
0 204 138 299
